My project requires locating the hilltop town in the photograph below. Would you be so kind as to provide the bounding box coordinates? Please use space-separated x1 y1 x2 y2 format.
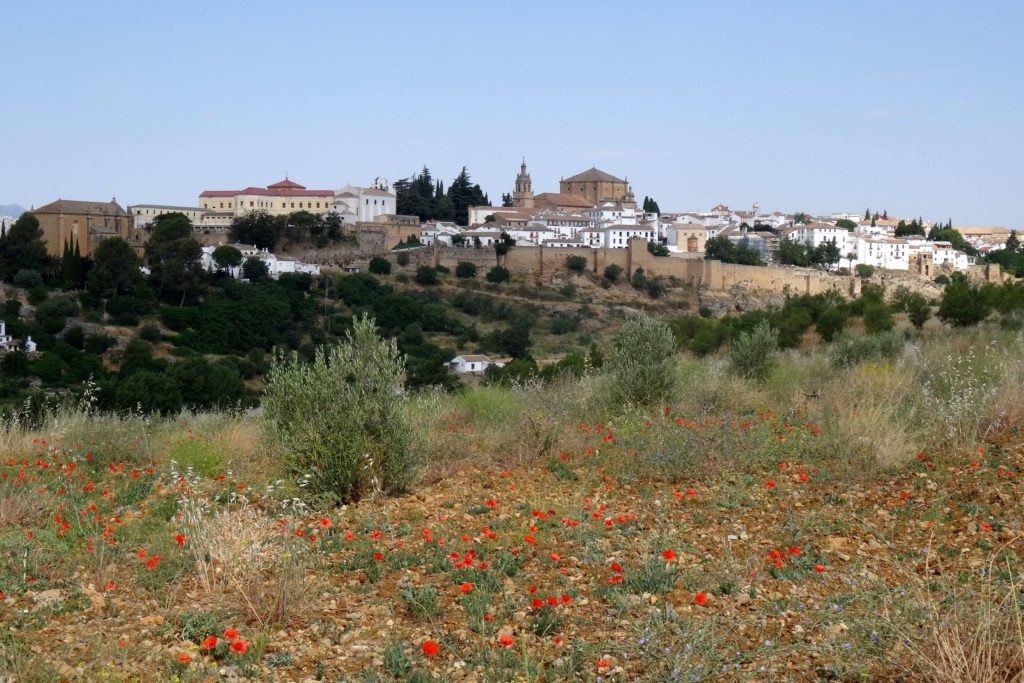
5 160 1013 287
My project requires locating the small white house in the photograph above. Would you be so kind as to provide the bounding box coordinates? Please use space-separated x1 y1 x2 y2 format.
447 355 505 374
0 320 14 350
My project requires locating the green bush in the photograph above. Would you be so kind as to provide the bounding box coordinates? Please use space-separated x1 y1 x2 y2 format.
263 316 417 503
905 292 931 330
603 264 624 283
139 323 162 342
862 301 894 334
855 264 875 278
828 329 905 368
455 261 477 278
565 255 588 272
938 278 990 327
605 313 678 406
368 256 391 275
396 251 410 267
728 320 778 381
415 265 439 285
486 266 510 283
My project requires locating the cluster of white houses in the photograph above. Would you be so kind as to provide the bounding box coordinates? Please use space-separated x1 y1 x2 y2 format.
197 244 320 279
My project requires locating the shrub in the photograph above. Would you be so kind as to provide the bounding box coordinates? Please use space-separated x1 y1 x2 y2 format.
938 278 990 327
368 256 391 275
631 268 648 290
396 251 410 267
565 255 588 273
455 261 477 278
603 264 624 283
862 301 894 334
828 329 905 368
486 266 510 284
169 438 226 478
729 320 778 381
906 292 931 330
414 265 439 285
855 264 875 278
263 315 417 503
139 322 162 342
14 268 43 290
605 312 678 406
814 306 849 342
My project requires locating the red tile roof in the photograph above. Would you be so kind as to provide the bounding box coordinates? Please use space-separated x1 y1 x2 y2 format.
200 180 333 198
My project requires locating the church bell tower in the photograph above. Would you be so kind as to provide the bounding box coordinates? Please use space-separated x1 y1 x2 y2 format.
512 158 535 208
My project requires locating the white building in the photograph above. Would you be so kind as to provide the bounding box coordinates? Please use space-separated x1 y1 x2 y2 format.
792 222 850 249
856 237 910 270
579 224 656 248
528 212 594 239
331 185 397 224
584 203 638 227
129 204 208 229
421 221 463 246
200 244 320 279
460 228 501 247
447 355 506 374
0 320 15 351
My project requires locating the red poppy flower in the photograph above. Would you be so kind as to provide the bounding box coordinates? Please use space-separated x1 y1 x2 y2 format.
498 634 515 647
787 546 801 555
175 534 186 547
695 592 709 606
561 595 572 604
524 534 536 544
230 639 248 654
421 640 439 657
549 553 560 562
460 582 474 593
373 552 384 561
765 480 777 489
223 628 238 639
202 636 218 650
319 517 332 528
611 562 623 573
597 659 611 668
814 564 826 572
661 549 676 561
145 556 160 571
177 653 191 663
532 598 543 609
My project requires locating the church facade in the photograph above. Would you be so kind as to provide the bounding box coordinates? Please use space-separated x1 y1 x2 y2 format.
559 167 636 209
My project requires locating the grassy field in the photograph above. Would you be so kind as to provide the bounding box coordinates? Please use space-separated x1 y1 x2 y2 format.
1 324 1022 682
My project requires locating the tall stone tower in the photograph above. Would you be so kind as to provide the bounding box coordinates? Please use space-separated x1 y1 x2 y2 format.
512 158 534 208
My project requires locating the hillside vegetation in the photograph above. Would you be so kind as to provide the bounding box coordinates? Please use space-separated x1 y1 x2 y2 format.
1 316 1022 681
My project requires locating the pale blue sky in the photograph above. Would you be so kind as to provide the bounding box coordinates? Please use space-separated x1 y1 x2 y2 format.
2 1 1021 226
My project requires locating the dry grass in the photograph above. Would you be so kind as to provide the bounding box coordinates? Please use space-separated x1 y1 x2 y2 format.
183 502 314 628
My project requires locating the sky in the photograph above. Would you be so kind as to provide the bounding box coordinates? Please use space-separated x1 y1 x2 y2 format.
2 0 1022 227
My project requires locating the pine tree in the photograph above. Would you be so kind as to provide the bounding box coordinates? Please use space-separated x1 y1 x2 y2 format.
864 208 871 221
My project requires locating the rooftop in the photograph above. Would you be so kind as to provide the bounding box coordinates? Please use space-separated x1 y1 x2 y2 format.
562 167 627 184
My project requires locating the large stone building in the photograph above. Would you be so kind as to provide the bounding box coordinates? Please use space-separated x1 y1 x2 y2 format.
31 198 138 258
198 178 334 217
559 167 636 209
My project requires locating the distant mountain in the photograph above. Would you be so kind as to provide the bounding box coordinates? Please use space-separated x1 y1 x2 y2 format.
0 204 25 217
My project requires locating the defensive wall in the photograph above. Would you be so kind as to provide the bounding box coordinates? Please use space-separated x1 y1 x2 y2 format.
503 238 861 298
